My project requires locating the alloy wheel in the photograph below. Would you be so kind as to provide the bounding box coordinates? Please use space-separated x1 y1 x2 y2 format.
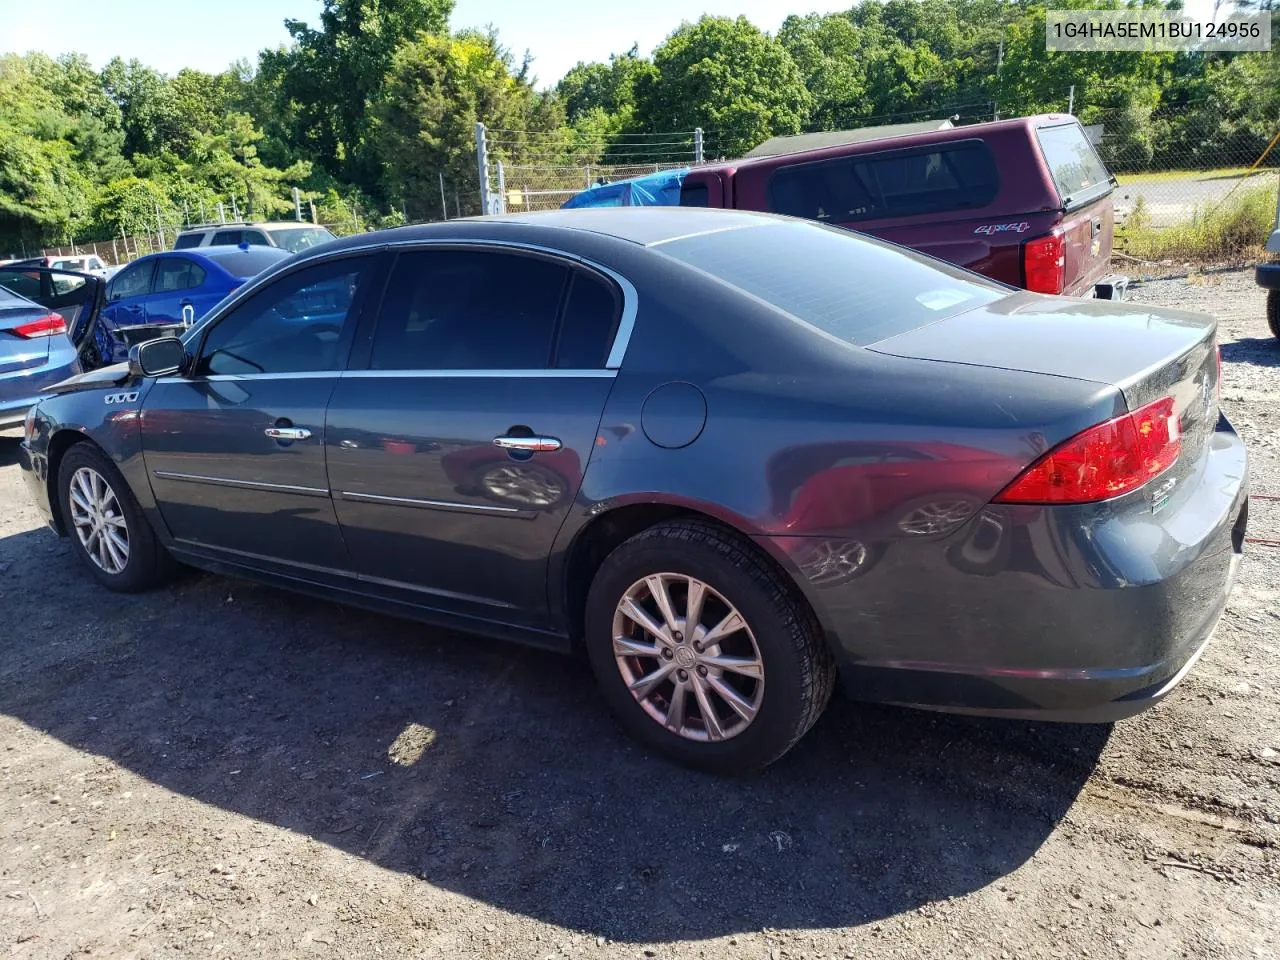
68 466 130 575
612 573 765 742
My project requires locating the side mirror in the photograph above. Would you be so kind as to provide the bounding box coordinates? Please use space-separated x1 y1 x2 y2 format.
128 337 187 378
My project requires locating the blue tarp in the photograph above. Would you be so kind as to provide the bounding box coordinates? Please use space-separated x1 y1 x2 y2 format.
560 168 689 209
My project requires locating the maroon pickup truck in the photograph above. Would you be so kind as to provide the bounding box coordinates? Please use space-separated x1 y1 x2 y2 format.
668 115 1127 299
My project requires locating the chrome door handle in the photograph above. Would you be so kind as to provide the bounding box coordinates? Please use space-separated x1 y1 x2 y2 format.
493 434 561 453
265 427 312 441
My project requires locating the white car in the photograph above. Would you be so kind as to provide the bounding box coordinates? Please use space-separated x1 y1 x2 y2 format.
17 254 115 279
172 221 336 254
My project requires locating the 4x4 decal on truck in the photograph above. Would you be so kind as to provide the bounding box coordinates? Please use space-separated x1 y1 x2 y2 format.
974 222 1031 235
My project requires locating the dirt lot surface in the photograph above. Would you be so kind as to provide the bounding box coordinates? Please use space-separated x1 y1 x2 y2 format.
2 269 1279 960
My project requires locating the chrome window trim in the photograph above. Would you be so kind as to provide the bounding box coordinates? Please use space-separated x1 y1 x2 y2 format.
341 369 616 380
339 490 521 515
381 238 638 370
180 237 639 372
152 470 329 497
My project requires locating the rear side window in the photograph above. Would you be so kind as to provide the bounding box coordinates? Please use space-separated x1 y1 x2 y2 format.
155 258 207 292
0 269 42 301
371 249 569 370
173 233 204 249
768 141 999 223
658 220 1007 346
554 271 621 368
1036 123 1112 205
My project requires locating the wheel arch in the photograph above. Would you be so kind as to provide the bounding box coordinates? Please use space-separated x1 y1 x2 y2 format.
44 428 98 536
556 499 835 659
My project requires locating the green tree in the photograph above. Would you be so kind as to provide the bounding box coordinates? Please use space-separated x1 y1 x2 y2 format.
372 29 560 218
633 16 811 158
264 0 455 191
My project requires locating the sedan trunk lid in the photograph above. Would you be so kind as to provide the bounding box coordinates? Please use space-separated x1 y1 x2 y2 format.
867 292 1220 483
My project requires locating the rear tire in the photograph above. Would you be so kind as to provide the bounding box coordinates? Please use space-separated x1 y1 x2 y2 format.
584 520 836 775
58 443 174 592
1268 290 1279 340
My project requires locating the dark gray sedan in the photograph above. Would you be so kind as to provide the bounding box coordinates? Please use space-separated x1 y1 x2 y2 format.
17 209 1248 773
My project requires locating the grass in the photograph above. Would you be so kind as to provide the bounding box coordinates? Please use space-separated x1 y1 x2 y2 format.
1115 166 1267 185
1115 181 1278 264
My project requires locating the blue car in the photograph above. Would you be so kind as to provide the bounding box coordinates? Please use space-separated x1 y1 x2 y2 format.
97 245 292 364
0 281 84 429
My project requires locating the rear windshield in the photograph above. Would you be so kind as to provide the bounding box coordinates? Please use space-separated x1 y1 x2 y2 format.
768 140 999 224
200 247 291 278
267 226 336 253
658 220 1008 346
1035 123 1112 205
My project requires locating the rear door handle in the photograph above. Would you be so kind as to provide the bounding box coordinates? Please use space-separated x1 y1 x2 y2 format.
265 427 312 441
493 434 561 452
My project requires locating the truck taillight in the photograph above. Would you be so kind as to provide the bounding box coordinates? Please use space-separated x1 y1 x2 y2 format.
994 396 1181 504
10 313 67 338
1023 230 1065 295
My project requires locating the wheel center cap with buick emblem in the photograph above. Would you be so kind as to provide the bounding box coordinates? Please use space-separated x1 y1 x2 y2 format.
674 645 698 668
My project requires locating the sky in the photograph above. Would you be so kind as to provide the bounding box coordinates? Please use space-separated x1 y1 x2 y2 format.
0 0 856 88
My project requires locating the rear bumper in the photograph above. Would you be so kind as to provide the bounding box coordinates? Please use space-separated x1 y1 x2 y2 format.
763 416 1249 723
1094 274 1129 301
1256 262 1280 291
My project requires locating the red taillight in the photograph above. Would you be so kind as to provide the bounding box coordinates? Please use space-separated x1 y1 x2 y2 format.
995 396 1182 504
1023 230 1065 295
9 312 67 339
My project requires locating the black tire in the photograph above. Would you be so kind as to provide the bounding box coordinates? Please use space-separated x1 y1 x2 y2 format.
57 442 174 592
1268 290 1280 340
584 519 836 775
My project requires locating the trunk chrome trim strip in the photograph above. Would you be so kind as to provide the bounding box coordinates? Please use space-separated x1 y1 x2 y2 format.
152 470 330 497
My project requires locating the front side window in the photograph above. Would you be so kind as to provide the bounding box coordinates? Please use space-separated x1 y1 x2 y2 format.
196 257 372 376
154 258 208 293
109 261 154 301
370 249 569 370
768 141 999 223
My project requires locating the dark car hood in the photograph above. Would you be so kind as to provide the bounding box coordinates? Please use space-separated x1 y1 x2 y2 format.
46 361 133 395
866 291 1215 392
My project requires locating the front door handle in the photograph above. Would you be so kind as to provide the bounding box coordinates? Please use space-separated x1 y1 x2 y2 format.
265 427 313 441
493 434 561 453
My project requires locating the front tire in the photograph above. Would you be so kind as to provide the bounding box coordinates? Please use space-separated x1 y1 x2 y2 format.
58 443 173 592
584 520 836 774
1268 290 1279 340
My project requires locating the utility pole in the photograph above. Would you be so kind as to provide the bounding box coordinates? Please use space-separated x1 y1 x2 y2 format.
1068 85 1075 115
293 187 303 222
694 127 705 164
496 160 507 215
475 122 491 215
217 201 226 224
994 36 1005 121
440 172 448 220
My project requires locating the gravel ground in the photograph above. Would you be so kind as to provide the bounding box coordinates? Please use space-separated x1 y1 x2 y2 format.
2 269 1280 960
